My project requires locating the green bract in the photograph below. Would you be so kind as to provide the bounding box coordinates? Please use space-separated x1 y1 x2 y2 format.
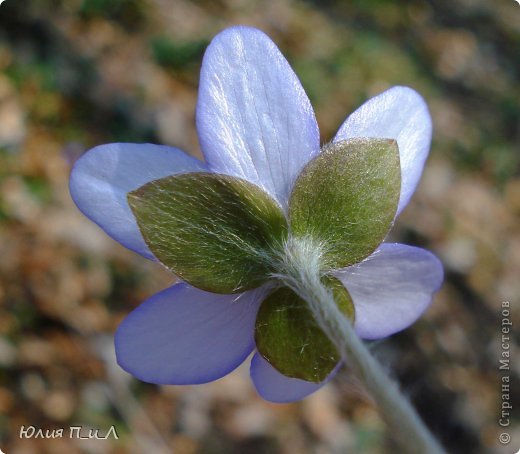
255 276 354 382
129 138 401 381
289 138 401 269
128 173 288 294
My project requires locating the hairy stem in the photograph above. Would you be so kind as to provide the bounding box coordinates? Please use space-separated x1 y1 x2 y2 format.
277 238 445 454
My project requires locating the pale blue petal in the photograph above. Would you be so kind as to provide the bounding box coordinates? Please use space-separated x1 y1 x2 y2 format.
334 86 432 216
197 26 320 210
250 353 338 403
334 243 443 340
115 283 266 385
69 143 206 259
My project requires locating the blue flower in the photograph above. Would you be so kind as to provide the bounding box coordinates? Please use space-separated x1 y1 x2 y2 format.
70 26 443 403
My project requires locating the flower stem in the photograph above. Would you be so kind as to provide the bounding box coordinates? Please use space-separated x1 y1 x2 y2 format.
278 240 445 453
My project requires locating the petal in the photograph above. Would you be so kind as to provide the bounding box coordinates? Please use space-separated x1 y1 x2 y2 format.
115 283 266 385
250 353 338 403
334 86 432 216
196 26 320 209
69 143 206 259
334 243 443 340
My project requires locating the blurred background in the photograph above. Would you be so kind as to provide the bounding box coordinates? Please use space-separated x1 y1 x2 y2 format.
0 0 518 453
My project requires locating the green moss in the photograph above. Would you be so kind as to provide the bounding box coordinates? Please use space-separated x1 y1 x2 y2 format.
151 37 209 71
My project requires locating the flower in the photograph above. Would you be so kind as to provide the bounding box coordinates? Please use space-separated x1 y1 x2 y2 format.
70 26 443 403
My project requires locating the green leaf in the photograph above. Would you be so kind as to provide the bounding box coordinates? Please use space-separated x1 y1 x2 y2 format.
128 173 288 293
255 276 354 383
289 138 401 269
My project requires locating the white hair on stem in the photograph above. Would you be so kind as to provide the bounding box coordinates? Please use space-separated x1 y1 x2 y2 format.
271 236 445 454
